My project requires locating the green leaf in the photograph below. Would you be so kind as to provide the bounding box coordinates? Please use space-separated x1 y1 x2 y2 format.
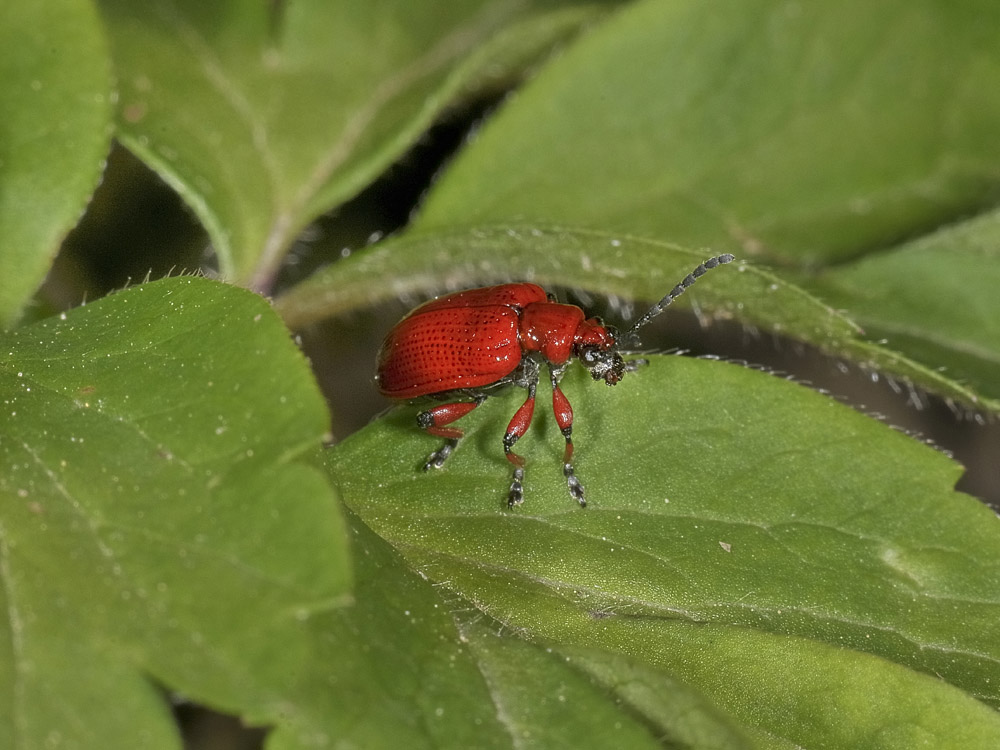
327 358 1000 745
276 225 994 412
268 510 510 749
463 626 754 749
97 0 612 291
0 277 347 748
0 1 113 327
268 507 754 749
808 208 1000 403
414 0 1000 266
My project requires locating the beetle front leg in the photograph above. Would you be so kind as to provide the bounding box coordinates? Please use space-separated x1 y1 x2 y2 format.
625 358 649 373
550 368 586 507
503 379 538 508
417 395 486 470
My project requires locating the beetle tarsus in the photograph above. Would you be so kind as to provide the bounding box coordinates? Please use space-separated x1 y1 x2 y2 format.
508 467 525 507
564 463 586 507
423 438 458 471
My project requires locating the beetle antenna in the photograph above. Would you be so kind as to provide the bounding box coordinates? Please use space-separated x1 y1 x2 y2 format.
624 254 735 339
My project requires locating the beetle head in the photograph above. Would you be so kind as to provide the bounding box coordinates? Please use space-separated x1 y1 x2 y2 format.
576 324 627 385
580 346 627 385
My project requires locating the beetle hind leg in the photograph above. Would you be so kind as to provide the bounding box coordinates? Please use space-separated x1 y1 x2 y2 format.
416 395 486 471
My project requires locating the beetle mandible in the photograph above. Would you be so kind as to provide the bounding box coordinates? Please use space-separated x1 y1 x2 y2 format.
376 254 735 508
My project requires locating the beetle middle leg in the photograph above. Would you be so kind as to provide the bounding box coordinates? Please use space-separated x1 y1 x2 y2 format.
503 380 537 508
417 394 487 470
549 366 586 508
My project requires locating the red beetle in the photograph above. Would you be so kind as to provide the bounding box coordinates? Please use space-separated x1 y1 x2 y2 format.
376 254 735 508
